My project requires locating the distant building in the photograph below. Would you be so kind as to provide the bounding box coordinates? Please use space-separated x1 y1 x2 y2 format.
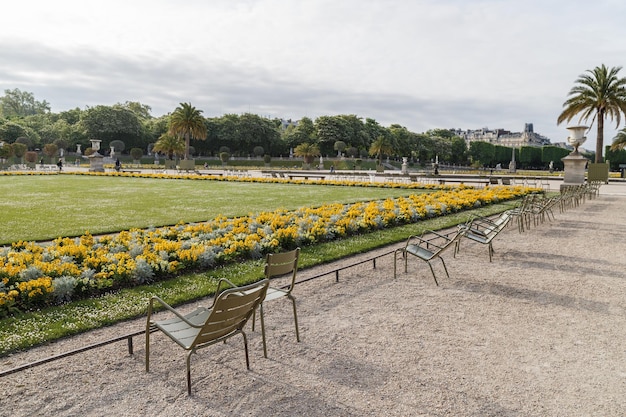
450 123 552 148
279 119 298 130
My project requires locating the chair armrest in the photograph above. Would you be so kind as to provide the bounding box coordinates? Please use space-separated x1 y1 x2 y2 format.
208 278 240 307
147 296 204 328
406 230 459 252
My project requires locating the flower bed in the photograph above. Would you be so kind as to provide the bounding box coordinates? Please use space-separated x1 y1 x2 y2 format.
0 185 534 316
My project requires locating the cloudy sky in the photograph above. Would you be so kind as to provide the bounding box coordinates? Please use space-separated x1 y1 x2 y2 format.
2 0 626 152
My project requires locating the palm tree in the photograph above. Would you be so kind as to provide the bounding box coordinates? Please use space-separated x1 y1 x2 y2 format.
293 143 320 168
153 133 184 160
369 136 394 167
610 128 626 151
168 102 207 160
557 64 626 163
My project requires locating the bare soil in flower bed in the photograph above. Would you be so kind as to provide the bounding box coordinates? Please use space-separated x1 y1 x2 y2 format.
1 192 626 416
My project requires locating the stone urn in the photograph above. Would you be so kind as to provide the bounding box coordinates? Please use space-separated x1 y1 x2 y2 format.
566 126 587 154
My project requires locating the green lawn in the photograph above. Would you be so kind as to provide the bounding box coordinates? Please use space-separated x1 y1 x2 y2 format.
0 175 419 244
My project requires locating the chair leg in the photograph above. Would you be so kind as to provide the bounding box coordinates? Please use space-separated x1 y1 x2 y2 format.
289 295 300 342
251 309 256 332
145 323 151 372
242 331 250 369
393 248 405 278
260 303 268 358
488 243 493 262
439 257 450 279
186 351 193 396
427 262 439 286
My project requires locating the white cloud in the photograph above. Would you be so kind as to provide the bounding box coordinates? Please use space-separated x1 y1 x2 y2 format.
3 0 626 151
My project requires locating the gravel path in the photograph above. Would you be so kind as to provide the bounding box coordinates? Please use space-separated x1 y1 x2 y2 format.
2 189 626 416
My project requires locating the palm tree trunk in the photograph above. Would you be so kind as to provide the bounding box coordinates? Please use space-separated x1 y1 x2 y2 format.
184 133 190 160
596 113 604 163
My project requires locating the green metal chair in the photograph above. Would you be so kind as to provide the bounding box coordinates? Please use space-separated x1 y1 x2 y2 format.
252 247 301 358
393 230 462 285
146 278 269 395
456 211 512 262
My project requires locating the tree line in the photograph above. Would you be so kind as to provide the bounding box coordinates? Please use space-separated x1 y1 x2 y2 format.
0 88 577 170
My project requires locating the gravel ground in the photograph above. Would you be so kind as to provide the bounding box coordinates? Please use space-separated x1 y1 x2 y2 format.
2 189 626 416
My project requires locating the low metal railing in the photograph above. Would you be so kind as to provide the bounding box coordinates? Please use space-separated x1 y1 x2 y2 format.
0 250 393 377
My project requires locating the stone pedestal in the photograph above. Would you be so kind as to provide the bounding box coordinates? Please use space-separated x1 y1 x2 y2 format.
89 152 105 172
401 157 408 174
560 151 587 191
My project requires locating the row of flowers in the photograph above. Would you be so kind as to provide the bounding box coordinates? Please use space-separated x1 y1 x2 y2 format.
0 185 535 316
0 169 469 191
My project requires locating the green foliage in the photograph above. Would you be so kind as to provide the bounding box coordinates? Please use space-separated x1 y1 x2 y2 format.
153 133 184 160
294 142 321 164
0 142 13 159
253 146 264 157
168 102 207 160
541 146 570 169
0 121 29 143
557 64 626 162
369 136 394 165
130 147 143 160
80 105 144 151
0 88 50 117
109 139 125 153
469 141 495 166
519 146 542 167
11 142 27 159
604 145 626 170
43 143 58 160
494 145 511 165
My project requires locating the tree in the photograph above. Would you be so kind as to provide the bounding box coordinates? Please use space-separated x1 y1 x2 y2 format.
469 141 495 167
315 116 349 156
0 142 13 160
282 117 316 149
168 102 207 160
0 121 29 143
11 142 27 162
43 143 59 162
519 146 542 168
80 105 143 150
153 133 184 160
333 141 346 157
610 128 626 151
449 136 468 165
109 139 126 154
557 64 626 163
542 146 570 170
369 136 394 166
119 101 153 120
293 142 321 167
0 88 50 117
253 146 264 157
130 148 144 162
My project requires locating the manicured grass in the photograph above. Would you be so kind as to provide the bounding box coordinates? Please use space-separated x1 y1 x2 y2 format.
0 175 419 244
0 200 516 355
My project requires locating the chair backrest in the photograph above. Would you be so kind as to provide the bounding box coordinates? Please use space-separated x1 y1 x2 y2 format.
192 279 269 348
265 248 300 291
